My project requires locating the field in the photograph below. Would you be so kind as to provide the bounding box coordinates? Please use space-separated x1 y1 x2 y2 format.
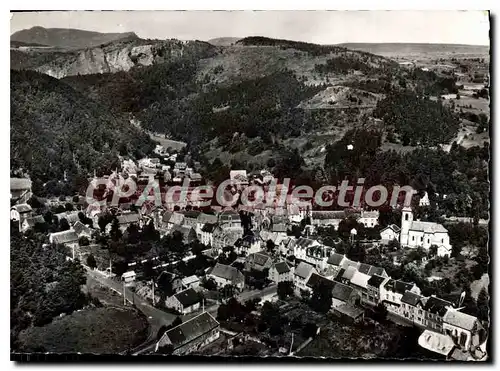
17 306 149 353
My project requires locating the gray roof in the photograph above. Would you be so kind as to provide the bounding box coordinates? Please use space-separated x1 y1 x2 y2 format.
73 221 92 236
294 262 315 279
295 237 317 249
10 178 32 190
174 288 201 308
311 210 346 220
381 224 401 233
50 230 79 245
273 261 291 274
342 266 358 281
401 291 424 307
327 253 345 266
24 215 46 227
201 223 217 233
424 296 453 316
272 223 287 233
55 211 81 224
209 263 244 284
160 312 219 350
247 252 271 267
367 274 387 288
12 204 32 213
410 221 448 233
117 213 140 225
197 213 218 225
331 281 355 302
384 279 415 295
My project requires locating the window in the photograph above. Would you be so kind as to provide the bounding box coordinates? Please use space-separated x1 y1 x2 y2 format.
420 237 423 242
405 214 409 221
412 236 415 241
418 309 422 315
441 238 444 243
427 239 430 244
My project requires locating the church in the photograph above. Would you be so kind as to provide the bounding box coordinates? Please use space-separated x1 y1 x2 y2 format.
400 207 452 257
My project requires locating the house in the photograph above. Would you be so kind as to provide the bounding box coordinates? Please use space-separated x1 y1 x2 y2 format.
332 303 365 323
212 225 243 251
304 244 333 271
326 252 347 276
306 273 335 292
156 312 220 355
229 170 249 188
338 265 358 285
424 296 454 333
218 210 241 229
196 213 218 236
331 281 359 308
293 261 317 295
400 291 428 327
234 232 261 256
122 271 136 286
380 279 421 315
310 210 346 229
171 224 198 244
419 192 431 207
10 178 32 204
268 261 293 283
182 275 201 291
158 271 184 295
380 224 401 245
162 211 185 231
182 210 201 228
72 221 92 239
200 223 217 246
245 252 272 272
418 330 455 358
349 270 372 303
358 210 379 228
10 204 33 224
293 237 320 261
400 207 452 257
366 274 390 306
20 215 46 232
357 263 388 278
208 263 245 291
165 288 202 315
49 230 79 248
443 309 485 352
116 213 141 231
55 211 82 225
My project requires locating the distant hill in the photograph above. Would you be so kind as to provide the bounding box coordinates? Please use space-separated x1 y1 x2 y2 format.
11 26 140 49
10 69 154 192
10 40 48 47
207 37 241 46
337 43 490 58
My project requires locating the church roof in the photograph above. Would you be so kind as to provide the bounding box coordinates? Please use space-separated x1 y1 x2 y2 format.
410 221 448 233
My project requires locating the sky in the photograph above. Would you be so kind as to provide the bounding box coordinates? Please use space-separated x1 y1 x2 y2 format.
10 10 490 46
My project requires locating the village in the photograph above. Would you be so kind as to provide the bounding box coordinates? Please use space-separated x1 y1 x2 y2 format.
9 141 489 360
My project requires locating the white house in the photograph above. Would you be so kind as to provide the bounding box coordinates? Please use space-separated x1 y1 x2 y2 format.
358 210 379 228
400 207 452 257
165 288 201 315
443 309 485 351
122 271 136 285
293 261 317 296
208 263 245 291
268 261 293 284
10 204 33 223
182 275 201 291
380 224 401 245
380 278 421 315
419 192 431 207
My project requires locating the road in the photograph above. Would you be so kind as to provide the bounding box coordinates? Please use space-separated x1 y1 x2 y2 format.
85 267 177 354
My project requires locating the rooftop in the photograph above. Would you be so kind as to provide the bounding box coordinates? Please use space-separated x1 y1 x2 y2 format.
159 312 219 350
174 288 202 308
443 309 478 331
418 330 455 357
294 261 315 279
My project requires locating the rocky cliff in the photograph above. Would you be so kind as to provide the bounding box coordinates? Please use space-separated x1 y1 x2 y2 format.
11 39 218 79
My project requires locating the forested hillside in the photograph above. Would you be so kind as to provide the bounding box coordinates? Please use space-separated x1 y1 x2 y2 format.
10 70 154 195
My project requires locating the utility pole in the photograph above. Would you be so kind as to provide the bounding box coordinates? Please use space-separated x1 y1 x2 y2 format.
123 281 126 306
289 332 294 356
202 298 205 313
151 279 155 306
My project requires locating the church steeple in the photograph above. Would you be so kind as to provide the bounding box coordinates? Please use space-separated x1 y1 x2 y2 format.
400 206 413 246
